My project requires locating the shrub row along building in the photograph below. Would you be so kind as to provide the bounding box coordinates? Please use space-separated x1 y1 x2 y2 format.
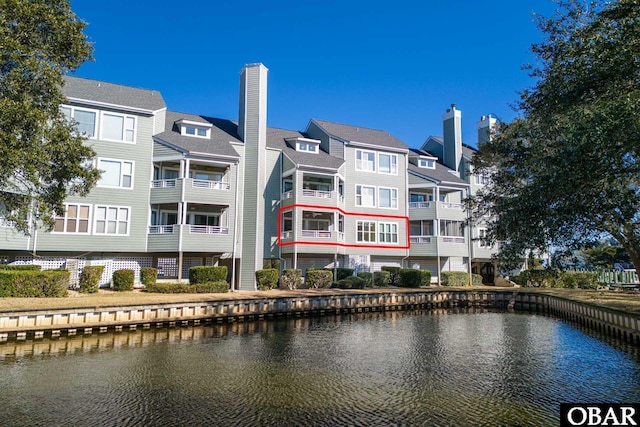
0 63 498 290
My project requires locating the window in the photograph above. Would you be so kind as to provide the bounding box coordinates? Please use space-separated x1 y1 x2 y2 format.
61 106 96 137
440 220 464 237
53 204 90 233
356 221 376 243
474 170 490 185
282 211 293 232
410 193 428 203
94 205 130 235
478 228 490 248
191 214 219 226
355 185 375 207
184 125 209 138
419 159 435 169
101 112 136 142
378 222 398 243
379 153 397 174
378 187 398 208
97 159 133 188
297 142 318 153
356 150 376 172
302 219 330 231
410 220 434 236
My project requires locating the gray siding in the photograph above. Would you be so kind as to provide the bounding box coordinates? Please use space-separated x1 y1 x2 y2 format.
329 138 344 159
153 141 183 158
263 150 281 258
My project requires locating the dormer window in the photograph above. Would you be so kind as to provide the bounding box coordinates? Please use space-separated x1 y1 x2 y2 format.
419 159 436 169
176 119 212 139
286 137 321 154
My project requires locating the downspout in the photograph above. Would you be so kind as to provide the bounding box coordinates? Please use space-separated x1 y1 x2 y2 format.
467 186 473 287
231 161 240 291
177 159 186 282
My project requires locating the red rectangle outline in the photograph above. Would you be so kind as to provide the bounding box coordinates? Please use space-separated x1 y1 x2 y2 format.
277 203 411 250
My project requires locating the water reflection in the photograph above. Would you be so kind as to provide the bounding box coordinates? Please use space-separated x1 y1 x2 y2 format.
1 309 639 426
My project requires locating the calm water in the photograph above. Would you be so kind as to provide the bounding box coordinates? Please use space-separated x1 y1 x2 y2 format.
1 310 639 426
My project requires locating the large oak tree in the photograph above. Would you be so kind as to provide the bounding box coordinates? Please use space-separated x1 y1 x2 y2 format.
470 0 640 276
0 0 99 233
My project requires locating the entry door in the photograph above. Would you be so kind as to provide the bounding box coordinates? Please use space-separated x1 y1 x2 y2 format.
480 263 495 284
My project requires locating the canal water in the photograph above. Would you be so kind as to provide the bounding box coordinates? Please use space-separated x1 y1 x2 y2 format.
0 310 639 426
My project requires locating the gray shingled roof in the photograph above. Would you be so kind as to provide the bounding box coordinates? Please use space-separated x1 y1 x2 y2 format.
153 111 241 159
266 127 344 171
311 119 408 151
62 75 166 112
408 148 468 185
462 143 477 160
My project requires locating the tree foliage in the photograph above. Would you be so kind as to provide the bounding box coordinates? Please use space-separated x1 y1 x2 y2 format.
470 0 640 276
0 0 98 232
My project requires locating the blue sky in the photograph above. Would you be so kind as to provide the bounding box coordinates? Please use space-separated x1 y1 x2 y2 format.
68 0 557 149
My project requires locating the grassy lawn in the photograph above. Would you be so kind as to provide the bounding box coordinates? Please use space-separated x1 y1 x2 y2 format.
0 286 638 313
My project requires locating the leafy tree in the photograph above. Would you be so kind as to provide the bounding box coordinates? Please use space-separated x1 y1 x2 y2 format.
0 0 99 232
581 244 630 270
470 0 640 277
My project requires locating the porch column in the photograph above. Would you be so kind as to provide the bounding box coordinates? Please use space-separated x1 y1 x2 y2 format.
184 159 190 178
179 159 185 178
182 202 188 225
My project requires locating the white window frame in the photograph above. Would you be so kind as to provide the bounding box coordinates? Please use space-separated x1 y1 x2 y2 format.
182 124 210 139
478 228 490 248
378 222 399 244
52 203 91 234
60 105 98 138
356 220 376 243
378 187 398 209
355 149 376 172
378 153 398 175
355 184 376 207
419 159 436 169
296 142 318 153
96 158 135 189
474 171 490 185
93 205 131 236
100 111 137 143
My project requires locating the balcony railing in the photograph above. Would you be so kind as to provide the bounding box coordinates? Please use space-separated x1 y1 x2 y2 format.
192 179 230 190
281 191 293 200
441 236 465 244
302 189 332 198
410 235 432 243
301 230 332 238
440 202 465 210
151 179 177 188
281 230 293 239
189 225 229 235
148 225 174 234
409 201 431 209
338 232 345 241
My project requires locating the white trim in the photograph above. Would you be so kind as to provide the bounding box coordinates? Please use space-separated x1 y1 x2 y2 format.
66 97 156 115
355 219 377 243
378 221 399 244
60 104 98 139
355 184 376 207
96 157 135 190
347 140 409 154
355 149 376 173
51 203 92 234
377 186 398 209
378 152 398 175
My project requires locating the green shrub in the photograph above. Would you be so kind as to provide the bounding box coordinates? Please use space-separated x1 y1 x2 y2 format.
0 264 41 271
140 267 158 287
333 276 366 289
305 270 333 289
189 266 228 284
420 270 432 287
0 270 69 297
256 269 279 291
441 271 473 287
263 259 281 271
512 269 558 287
472 273 483 286
555 271 599 289
357 271 373 287
398 268 422 288
374 270 391 287
336 268 354 281
79 265 104 293
280 269 302 290
112 269 134 291
145 281 229 293
381 266 401 286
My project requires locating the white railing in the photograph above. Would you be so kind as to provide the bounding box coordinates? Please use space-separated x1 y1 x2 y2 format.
410 235 432 243
189 225 229 235
409 201 431 209
148 225 174 234
281 231 293 239
151 179 177 188
281 191 293 200
302 189 332 198
192 179 230 190
338 232 345 241
339 194 345 203
301 230 332 238
441 236 465 243
440 202 465 210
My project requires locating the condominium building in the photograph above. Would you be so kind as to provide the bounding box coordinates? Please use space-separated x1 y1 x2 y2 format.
0 63 497 289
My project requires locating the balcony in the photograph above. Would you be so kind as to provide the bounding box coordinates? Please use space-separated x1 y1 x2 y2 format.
301 230 332 238
440 202 465 210
189 225 229 235
147 224 233 253
150 178 233 205
302 189 332 199
191 179 230 190
409 201 431 209
410 235 433 243
149 225 175 234
441 236 465 243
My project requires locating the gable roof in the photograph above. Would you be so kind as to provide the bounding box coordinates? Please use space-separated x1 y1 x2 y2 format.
311 119 408 151
407 148 468 186
266 127 344 171
62 75 166 112
153 111 241 160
